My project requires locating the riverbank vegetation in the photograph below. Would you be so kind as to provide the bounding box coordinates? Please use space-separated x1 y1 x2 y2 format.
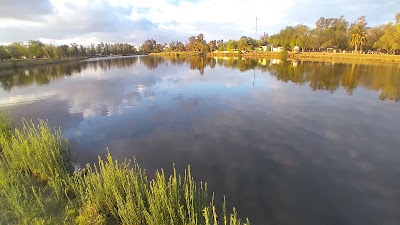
0 57 88 70
0 42 138 63
140 13 400 55
0 111 249 224
1 13 399 65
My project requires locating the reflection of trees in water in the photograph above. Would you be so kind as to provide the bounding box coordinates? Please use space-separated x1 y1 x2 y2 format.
139 56 165 70
187 57 205 75
166 55 186 66
0 57 139 91
261 60 399 102
1 55 399 102
342 63 360 94
167 56 400 102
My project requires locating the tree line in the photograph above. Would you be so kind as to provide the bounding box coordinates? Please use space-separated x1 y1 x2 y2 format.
0 41 138 62
140 13 400 54
0 13 399 62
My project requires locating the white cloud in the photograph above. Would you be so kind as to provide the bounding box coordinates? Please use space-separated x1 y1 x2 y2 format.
0 0 399 45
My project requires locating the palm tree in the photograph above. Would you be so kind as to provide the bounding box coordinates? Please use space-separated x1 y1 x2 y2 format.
348 17 367 53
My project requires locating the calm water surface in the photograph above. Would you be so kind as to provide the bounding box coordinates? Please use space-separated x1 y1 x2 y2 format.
1 56 400 225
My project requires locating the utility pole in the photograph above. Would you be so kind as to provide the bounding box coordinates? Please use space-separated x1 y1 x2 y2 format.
255 17 258 40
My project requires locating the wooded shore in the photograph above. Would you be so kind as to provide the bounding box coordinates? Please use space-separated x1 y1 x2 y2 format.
151 51 400 63
0 57 88 70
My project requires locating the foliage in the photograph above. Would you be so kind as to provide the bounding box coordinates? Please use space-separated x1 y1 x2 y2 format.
348 16 368 53
207 40 217 52
140 39 165 54
374 23 400 53
237 36 257 52
0 119 73 182
365 25 385 50
0 46 10 62
0 42 138 61
186 34 208 52
7 42 29 59
225 39 238 51
27 40 44 58
167 41 186 52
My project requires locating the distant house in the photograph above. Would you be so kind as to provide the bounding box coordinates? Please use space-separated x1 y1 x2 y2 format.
326 47 337 53
260 42 269 51
271 46 284 52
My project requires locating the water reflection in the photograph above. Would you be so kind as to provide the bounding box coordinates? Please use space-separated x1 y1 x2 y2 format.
0 56 400 224
0 57 139 91
1 56 399 102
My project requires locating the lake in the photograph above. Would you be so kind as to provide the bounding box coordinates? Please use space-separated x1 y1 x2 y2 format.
1 56 399 225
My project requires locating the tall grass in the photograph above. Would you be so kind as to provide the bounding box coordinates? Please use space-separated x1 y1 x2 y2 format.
0 111 250 224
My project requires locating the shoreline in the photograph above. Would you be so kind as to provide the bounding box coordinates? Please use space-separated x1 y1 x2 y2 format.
220 52 400 63
0 57 89 70
149 52 203 57
151 51 400 63
1 52 399 71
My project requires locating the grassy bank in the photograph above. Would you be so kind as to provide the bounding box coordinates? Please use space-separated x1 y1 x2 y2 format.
0 111 249 225
0 57 88 70
219 52 400 63
290 52 400 63
150 52 204 57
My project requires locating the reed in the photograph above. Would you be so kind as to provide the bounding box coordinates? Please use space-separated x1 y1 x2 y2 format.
0 112 250 224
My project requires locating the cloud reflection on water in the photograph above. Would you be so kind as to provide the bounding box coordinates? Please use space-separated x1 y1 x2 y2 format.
0 56 400 224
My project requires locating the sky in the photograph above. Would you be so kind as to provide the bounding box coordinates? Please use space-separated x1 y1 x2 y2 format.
0 0 399 46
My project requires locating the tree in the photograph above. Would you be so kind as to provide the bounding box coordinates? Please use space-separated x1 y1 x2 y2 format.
0 45 10 62
79 45 87 57
309 17 349 51
374 23 400 54
103 43 110 56
329 16 349 50
7 42 28 59
168 41 177 51
28 40 44 58
396 13 400 25
140 39 159 53
225 39 237 51
196 33 207 52
185 34 207 52
217 40 225 51
186 36 196 51
366 25 385 50
69 43 80 57
207 40 217 52
312 17 332 50
88 44 96 56
292 24 312 51
175 41 185 52
43 44 54 59
58 45 69 57
237 36 256 52
348 16 367 53
42 44 60 59
270 26 300 49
